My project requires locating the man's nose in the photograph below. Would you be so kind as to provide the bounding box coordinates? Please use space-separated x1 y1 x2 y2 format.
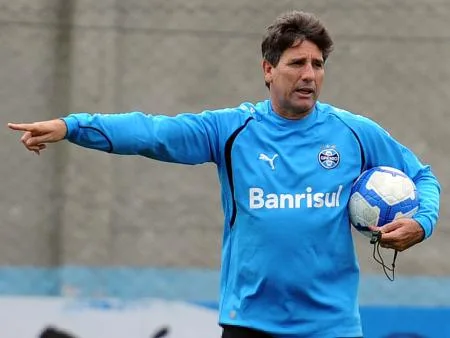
301 63 315 81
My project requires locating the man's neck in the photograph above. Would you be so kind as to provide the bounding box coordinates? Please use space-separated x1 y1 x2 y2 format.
271 101 314 120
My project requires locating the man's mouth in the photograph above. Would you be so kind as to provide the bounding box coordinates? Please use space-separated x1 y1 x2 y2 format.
295 87 315 96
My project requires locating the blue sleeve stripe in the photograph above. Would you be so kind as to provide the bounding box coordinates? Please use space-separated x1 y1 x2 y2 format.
62 115 114 153
348 127 366 173
224 117 253 228
79 126 114 153
330 113 366 173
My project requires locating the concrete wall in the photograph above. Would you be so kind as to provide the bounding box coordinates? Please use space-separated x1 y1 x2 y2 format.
1 0 449 278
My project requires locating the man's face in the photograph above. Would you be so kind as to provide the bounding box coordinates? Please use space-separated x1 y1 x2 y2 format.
263 40 325 119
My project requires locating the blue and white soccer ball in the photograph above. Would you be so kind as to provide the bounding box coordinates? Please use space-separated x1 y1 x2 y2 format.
348 166 419 237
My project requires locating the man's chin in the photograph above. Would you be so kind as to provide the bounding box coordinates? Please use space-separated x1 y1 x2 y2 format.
292 101 315 116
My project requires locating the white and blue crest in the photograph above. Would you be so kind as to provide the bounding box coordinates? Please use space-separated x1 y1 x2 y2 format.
318 146 340 169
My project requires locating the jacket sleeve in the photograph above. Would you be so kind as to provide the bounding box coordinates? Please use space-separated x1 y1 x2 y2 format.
61 109 232 165
354 115 441 239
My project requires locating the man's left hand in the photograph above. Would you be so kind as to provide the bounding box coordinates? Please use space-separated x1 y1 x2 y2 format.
368 219 425 252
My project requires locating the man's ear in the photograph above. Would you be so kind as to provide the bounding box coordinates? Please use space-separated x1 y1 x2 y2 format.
262 59 274 86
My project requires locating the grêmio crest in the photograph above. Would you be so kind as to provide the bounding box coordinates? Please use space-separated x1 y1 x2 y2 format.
318 145 340 169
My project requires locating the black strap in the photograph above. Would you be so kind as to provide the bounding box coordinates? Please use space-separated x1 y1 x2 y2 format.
370 231 398 281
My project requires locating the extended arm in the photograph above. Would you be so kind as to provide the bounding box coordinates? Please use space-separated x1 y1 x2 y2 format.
8 110 228 165
62 111 221 164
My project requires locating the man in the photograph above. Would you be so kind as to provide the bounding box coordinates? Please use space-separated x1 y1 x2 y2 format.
8 10 440 338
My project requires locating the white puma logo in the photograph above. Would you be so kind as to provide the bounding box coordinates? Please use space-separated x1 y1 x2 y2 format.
259 153 279 170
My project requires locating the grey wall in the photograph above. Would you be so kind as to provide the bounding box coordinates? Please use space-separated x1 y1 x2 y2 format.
1 0 449 276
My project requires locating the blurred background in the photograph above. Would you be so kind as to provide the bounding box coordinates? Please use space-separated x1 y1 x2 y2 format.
0 0 449 337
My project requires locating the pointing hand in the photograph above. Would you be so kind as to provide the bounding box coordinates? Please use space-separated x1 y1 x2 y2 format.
8 119 67 155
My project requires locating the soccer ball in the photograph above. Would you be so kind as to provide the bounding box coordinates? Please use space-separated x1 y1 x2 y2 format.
348 166 419 237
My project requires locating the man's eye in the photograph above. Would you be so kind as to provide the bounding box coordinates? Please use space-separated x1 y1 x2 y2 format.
314 61 324 68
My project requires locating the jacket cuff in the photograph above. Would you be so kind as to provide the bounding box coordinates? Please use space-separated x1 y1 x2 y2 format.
61 115 79 140
413 215 433 239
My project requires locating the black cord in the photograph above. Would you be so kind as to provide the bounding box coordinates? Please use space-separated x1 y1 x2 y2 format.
370 231 398 281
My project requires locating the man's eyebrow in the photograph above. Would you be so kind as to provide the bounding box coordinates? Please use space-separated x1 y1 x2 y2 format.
289 56 324 63
289 57 306 63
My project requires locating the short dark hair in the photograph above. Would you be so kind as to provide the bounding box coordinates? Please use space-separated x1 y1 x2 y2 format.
261 11 334 67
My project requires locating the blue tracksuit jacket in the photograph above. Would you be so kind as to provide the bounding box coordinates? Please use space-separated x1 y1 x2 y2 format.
62 100 440 337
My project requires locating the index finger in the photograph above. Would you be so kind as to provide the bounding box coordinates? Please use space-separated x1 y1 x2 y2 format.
376 220 403 234
7 123 36 132
378 230 399 243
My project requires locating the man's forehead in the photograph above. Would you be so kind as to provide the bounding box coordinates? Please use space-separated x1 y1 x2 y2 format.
285 40 323 59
